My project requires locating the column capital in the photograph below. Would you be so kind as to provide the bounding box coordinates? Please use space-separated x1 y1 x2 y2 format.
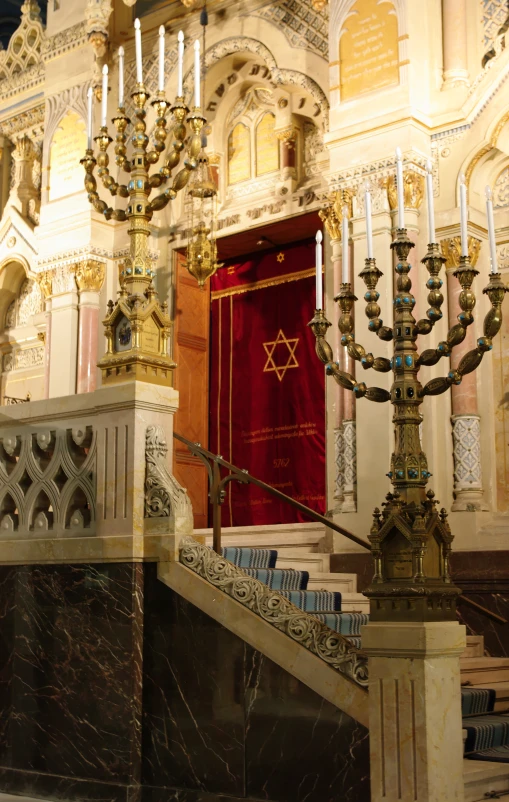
319 189 354 240
440 234 481 269
75 259 106 293
386 170 424 211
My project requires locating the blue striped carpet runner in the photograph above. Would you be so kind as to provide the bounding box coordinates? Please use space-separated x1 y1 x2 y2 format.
222 545 509 765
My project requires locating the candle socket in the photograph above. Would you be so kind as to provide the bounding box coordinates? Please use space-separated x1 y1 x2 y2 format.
307 308 332 339
94 128 113 151
132 84 149 109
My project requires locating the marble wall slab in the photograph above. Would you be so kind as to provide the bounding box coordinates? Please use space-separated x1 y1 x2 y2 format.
0 562 370 802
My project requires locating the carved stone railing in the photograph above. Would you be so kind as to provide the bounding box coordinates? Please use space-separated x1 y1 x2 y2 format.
0 382 188 543
0 427 96 537
179 536 369 688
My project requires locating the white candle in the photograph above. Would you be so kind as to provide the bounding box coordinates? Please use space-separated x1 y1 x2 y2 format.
118 46 124 108
177 31 184 97
364 183 373 259
315 230 323 310
134 18 143 84
86 86 93 150
101 64 108 128
342 207 349 283
426 160 435 244
486 186 498 273
459 174 468 257
158 26 165 92
395 147 405 229
194 40 201 108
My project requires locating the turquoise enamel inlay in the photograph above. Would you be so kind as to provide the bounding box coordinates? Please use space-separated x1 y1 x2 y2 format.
405 355 413 367
395 356 402 368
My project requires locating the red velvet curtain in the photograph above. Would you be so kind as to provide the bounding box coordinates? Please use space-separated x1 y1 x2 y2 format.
209 239 326 526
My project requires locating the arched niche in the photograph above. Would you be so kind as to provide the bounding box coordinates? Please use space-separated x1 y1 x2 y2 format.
338 0 399 102
0 258 28 331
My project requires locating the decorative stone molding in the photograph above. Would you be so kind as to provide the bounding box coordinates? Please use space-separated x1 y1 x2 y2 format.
334 426 344 501
0 105 45 139
144 425 193 533
42 21 88 62
0 426 96 537
386 170 424 211
44 84 89 163
341 419 357 513
36 264 77 298
451 414 488 511
179 536 368 687
493 166 509 208
75 260 106 293
85 0 112 58
0 0 44 100
251 1 329 59
17 279 42 326
440 235 482 269
9 135 40 222
15 345 44 369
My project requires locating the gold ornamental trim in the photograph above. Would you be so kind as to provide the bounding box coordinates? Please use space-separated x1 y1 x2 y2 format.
210 266 317 300
440 235 481 269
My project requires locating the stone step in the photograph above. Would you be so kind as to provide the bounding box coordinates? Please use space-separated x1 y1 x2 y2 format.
468 681 509 713
461 657 509 686
463 757 509 801
201 522 327 552
274 551 331 572
463 635 485 659
306 573 358 594
340 593 370 613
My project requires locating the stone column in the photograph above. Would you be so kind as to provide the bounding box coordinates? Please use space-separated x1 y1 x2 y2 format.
75 260 106 394
363 621 466 802
441 235 487 511
442 0 469 88
37 272 52 400
45 265 79 398
275 124 298 196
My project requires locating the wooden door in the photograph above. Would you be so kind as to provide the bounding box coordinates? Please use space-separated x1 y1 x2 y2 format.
172 252 210 528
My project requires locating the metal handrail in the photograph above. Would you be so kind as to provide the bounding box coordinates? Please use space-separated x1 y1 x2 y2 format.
3 393 31 405
173 431 508 627
173 431 371 552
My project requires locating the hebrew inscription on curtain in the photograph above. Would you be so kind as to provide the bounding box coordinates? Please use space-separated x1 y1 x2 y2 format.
209 239 326 526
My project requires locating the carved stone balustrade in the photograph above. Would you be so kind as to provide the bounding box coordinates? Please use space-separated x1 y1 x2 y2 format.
0 382 192 562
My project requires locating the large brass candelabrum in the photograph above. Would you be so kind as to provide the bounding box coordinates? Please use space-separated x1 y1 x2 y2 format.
81 85 206 386
309 226 507 622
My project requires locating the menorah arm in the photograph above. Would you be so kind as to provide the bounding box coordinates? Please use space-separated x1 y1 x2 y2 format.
358 259 393 342
420 272 508 397
147 159 197 214
417 319 471 367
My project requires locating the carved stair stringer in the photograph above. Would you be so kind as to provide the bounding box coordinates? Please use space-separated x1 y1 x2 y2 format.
144 424 194 536
157 537 369 727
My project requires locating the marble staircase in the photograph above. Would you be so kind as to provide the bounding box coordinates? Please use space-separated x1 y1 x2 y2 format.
196 522 509 800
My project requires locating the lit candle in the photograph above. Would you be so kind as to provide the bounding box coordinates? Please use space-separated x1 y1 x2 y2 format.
426 160 436 244
365 183 373 259
315 230 323 310
101 64 108 128
194 40 201 108
459 174 468 257
134 18 143 84
177 31 184 97
395 147 405 229
158 25 165 92
86 86 93 150
118 46 124 108
342 206 349 283
485 186 498 273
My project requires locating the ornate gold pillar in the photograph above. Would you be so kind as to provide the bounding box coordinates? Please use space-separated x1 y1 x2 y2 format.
75 260 106 394
442 0 469 88
441 235 487 511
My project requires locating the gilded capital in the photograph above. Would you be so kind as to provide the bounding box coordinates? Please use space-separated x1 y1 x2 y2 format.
311 0 327 8
386 170 425 211
319 189 354 241
37 271 52 299
276 126 298 146
75 260 106 292
440 236 481 269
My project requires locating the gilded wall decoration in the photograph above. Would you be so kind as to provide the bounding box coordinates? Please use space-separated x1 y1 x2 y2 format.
48 111 87 202
339 0 399 101
386 170 424 211
440 236 482 269
74 260 106 293
255 112 279 177
228 123 251 185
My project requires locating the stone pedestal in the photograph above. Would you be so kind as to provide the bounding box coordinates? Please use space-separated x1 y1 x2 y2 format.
362 621 466 802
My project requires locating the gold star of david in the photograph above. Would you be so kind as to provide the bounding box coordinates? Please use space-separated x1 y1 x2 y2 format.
263 329 299 381
276 252 285 263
